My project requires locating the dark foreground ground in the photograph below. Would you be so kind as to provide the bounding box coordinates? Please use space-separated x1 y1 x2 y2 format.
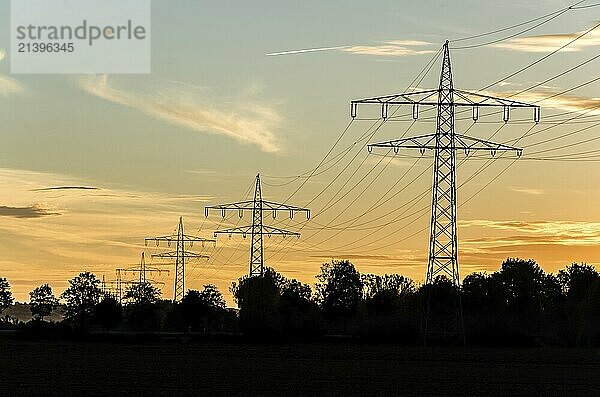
1 338 599 396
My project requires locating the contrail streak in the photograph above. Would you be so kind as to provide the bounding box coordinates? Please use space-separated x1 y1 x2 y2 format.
266 46 349 56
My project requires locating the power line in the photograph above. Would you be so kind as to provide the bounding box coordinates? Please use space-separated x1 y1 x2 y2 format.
480 20 600 91
450 3 580 50
449 0 589 44
262 22 600 280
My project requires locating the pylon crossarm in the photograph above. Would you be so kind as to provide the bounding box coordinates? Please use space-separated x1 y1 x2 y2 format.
144 235 176 243
368 133 523 156
214 225 300 238
261 200 310 219
123 267 169 274
352 89 438 104
204 200 256 217
368 133 438 152
144 236 215 249
152 251 209 260
352 90 537 108
454 134 523 155
181 234 216 243
260 225 301 236
206 201 309 219
146 235 214 242
351 89 438 119
453 90 539 108
213 225 252 237
351 89 540 122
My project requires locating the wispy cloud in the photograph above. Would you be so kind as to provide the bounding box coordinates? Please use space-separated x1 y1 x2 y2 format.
0 204 60 219
185 169 217 176
461 220 600 246
457 219 600 269
497 81 521 88
266 40 434 58
32 186 99 192
78 75 282 153
510 186 544 195
343 40 435 57
491 26 600 52
0 167 230 300
483 90 600 116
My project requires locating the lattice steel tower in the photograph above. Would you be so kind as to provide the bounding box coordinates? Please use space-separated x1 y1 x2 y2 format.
122 252 168 284
205 174 310 277
351 41 540 341
145 217 215 302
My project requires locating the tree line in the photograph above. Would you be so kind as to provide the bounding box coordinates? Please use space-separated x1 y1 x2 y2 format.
1 258 599 346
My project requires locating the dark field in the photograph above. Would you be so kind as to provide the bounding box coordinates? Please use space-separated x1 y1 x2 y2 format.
1 338 599 396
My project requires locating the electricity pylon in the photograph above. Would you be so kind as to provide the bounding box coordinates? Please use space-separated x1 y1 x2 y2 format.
205 174 310 277
115 253 168 302
100 275 118 300
122 252 169 284
114 269 136 304
145 217 215 302
351 41 540 342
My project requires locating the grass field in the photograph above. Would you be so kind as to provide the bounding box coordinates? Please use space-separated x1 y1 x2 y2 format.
1 338 599 396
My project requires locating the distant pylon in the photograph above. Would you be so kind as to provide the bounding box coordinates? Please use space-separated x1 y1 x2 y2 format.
114 269 135 304
351 41 540 343
121 252 168 285
205 174 310 277
145 217 215 302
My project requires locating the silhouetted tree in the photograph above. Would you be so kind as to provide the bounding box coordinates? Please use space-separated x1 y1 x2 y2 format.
462 272 495 307
361 273 417 339
29 284 59 321
316 260 362 317
558 263 600 345
180 285 226 332
418 275 464 342
124 281 161 305
280 279 312 308
93 296 123 330
60 272 102 329
231 268 284 335
462 272 505 341
278 278 321 336
494 258 560 309
123 282 162 331
196 284 227 309
362 274 415 314
0 277 14 316
463 259 562 343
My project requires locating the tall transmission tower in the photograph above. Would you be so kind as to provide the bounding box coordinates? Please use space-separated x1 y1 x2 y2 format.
145 217 215 302
205 174 310 277
351 41 540 342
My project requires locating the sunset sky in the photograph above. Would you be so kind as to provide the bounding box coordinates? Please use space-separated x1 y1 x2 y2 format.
1 0 600 304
